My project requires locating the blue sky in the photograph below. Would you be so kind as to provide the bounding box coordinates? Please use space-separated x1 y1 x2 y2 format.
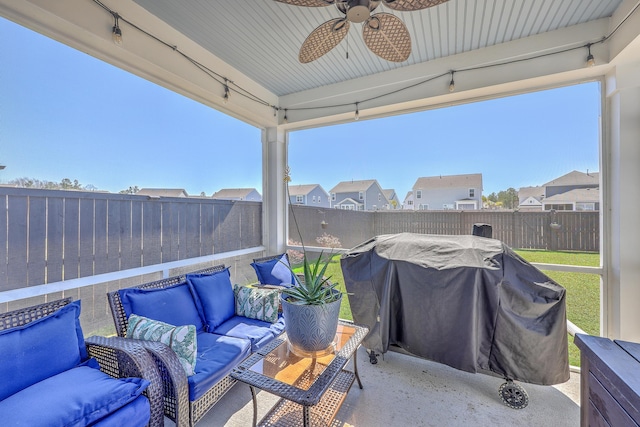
0 17 600 198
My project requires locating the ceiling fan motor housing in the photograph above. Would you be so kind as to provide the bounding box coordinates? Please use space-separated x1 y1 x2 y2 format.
346 0 372 23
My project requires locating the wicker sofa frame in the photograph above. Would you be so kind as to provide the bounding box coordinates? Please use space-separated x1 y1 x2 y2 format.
0 297 164 427
107 264 243 427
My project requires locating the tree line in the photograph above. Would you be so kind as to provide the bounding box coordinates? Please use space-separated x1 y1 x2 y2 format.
5 177 137 194
6 177 98 191
483 187 519 209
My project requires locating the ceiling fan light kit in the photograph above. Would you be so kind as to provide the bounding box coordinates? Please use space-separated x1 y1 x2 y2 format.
275 0 449 63
345 0 372 22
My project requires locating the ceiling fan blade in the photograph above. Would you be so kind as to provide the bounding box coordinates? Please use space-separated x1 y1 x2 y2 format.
362 13 411 62
274 0 335 7
299 19 350 63
382 0 449 12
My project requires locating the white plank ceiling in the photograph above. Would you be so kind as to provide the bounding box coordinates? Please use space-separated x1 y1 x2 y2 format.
132 0 621 96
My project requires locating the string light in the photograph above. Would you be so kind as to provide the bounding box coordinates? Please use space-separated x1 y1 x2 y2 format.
586 44 595 67
92 0 638 121
223 79 230 103
283 109 288 124
112 13 122 46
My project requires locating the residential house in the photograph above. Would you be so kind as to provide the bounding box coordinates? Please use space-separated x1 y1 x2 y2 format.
410 174 483 210
402 191 414 210
136 188 189 198
517 186 545 211
329 179 389 211
518 171 600 211
288 184 330 208
211 188 261 201
382 189 400 210
542 170 599 210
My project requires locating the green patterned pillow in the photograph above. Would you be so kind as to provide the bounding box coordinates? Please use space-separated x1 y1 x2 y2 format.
126 314 197 376
233 284 280 323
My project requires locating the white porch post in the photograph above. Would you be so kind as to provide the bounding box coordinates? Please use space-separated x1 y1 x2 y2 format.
262 127 288 255
604 60 640 341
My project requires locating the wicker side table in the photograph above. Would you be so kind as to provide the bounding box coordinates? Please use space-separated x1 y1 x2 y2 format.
232 322 368 427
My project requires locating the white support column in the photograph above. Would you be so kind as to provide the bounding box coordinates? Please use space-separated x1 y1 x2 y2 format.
604 60 640 341
262 127 288 255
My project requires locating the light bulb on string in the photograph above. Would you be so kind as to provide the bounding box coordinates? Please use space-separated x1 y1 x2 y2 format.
283 109 288 124
112 13 123 46
223 79 230 104
354 103 359 121
586 44 595 68
448 71 455 92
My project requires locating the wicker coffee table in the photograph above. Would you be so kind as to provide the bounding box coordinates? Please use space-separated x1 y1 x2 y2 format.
231 322 368 427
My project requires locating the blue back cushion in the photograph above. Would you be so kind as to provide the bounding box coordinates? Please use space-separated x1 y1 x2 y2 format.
251 253 296 286
0 300 86 401
118 283 204 331
186 268 236 331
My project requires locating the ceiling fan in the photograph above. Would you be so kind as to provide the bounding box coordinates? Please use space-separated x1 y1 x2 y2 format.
274 0 449 63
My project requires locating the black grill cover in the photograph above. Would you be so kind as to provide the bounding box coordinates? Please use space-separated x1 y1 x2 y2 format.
341 233 569 385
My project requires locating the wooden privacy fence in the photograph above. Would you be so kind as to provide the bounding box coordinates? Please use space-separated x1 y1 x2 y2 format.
0 188 261 292
290 206 599 253
0 187 598 293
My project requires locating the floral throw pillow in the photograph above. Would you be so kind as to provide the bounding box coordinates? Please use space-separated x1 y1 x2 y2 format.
233 284 280 323
126 314 197 376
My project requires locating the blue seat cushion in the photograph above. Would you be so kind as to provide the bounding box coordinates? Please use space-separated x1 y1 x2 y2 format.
0 300 87 401
188 332 251 401
118 282 205 331
186 268 236 330
251 254 296 286
213 315 285 352
91 395 150 427
0 365 149 427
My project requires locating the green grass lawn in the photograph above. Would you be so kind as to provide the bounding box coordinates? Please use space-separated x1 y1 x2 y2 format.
298 250 600 367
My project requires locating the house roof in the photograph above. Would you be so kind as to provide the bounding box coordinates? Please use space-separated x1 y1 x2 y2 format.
543 188 600 204
330 180 378 194
383 189 397 200
287 184 322 196
413 174 483 190
543 170 599 187
136 188 188 197
211 188 259 199
518 186 545 203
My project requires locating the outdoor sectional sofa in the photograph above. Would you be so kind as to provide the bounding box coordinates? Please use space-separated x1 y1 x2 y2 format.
107 264 285 427
0 297 164 427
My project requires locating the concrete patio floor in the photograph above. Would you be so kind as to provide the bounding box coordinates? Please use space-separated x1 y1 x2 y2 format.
167 346 580 427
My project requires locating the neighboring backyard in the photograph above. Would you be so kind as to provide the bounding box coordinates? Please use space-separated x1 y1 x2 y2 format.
302 250 600 368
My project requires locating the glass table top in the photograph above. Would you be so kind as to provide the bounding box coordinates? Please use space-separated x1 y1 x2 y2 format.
248 324 358 390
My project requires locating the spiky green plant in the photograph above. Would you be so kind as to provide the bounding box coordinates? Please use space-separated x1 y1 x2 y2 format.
281 252 341 305
283 166 341 306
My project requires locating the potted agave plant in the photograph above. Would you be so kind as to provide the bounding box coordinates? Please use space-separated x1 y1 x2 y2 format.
280 252 342 354
281 167 342 355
